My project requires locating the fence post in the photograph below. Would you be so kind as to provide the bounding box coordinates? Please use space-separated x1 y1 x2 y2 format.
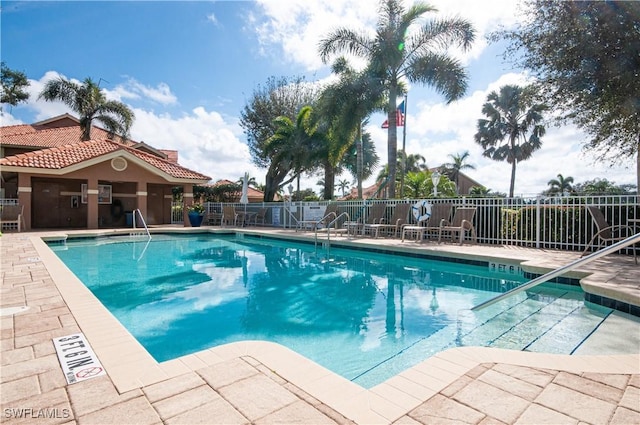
535 195 541 249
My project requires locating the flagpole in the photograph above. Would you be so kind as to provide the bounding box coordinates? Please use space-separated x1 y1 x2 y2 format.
400 94 408 198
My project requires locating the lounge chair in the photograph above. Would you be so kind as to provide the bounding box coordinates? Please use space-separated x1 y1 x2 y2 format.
402 203 452 242
438 207 477 245
582 206 637 263
0 204 24 232
365 203 411 238
221 205 239 227
359 203 388 237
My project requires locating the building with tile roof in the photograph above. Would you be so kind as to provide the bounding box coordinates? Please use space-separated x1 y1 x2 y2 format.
1 114 211 230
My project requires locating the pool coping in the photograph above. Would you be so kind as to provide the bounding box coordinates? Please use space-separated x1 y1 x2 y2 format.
29 228 640 424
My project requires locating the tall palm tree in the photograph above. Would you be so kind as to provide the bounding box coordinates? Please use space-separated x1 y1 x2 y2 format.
546 174 574 195
317 58 385 198
474 85 547 197
441 151 475 194
319 0 475 198
38 77 134 141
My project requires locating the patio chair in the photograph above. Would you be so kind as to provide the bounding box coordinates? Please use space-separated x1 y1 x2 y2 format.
438 207 477 245
221 205 239 227
360 203 388 237
365 203 411 238
205 210 223 226
402 203 452 242
252 207 268 226
582 206 637 263
0 204 24 232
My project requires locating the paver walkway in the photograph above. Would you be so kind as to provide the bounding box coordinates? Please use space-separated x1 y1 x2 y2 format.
1 232 639 424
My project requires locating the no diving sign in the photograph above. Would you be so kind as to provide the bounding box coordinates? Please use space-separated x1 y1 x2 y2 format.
53 333 106 384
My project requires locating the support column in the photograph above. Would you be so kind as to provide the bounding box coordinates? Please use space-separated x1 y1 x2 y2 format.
183 184 194 227
17 173 32 231
137 183 148 224
87 179 99 229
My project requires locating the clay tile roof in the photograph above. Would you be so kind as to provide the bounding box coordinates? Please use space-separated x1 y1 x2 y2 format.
0 124 126 148
0 139 210 181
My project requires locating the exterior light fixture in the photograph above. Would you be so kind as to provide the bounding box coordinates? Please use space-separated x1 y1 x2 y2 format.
431 171 441 197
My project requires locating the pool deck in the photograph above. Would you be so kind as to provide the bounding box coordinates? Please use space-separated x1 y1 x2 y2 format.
1 227 639 424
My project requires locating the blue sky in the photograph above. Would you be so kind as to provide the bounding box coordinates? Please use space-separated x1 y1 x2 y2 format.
1 0 635 196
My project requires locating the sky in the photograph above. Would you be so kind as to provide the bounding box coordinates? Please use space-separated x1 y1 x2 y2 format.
1 0 635 197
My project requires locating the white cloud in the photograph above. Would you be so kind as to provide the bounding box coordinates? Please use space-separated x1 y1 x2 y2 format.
113 78 178 105
360 70 636 196
14 72 259 185
130 107 261 183
252 0 523 71
206 13 218 25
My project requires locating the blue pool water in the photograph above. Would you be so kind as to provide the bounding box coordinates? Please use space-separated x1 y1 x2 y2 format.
49 234 617 388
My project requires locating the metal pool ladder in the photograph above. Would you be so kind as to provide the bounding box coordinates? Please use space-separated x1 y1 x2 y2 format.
132 208 152 240
314 212 350 251
472 232 640 311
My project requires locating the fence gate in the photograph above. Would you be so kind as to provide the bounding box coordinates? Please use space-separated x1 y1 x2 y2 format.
171 201 184 224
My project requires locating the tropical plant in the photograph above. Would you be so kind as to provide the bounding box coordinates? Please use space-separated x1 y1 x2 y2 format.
263 106 324 202
38 76 134 141
545 174 574 196
187 203 205 214
337 179 351 197
403 152 427 174
240 76 318 201
573 178 634 196
319 0 475 198
340 130 380 196
474 84 547 197
0 62 30 111
404 170 455 198
237 175 258 188
317 58 385 198
495 0 640 190
441 151 475 194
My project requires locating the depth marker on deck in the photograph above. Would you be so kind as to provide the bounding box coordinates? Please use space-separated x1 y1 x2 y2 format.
53 333 106 384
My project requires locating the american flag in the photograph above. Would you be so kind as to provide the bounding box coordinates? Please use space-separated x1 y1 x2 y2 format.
381 100 405 128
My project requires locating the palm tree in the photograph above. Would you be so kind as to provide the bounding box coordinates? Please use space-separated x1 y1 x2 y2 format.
546 174 574 196
319 0 475 198
337 179 351 197
441 151 475 194
263 105 323 201
404 153 427 173
340 130 380 195
474 85 547 197
317 58 385 198
38 77 134 141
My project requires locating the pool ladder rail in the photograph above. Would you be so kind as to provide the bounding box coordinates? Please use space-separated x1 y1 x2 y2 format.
472 231 640 311
314 212 350 251
131 208 152 241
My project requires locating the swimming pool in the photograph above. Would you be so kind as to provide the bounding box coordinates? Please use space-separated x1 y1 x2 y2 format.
48 233 636 388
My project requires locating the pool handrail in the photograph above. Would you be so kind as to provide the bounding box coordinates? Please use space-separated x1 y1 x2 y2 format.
132 208 152 240
471 232 640 311
315 212 350 249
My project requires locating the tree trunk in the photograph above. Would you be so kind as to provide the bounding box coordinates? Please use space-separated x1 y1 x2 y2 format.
387 88 398 198
323 160 336 200
509 160 517 198
357 123 363 198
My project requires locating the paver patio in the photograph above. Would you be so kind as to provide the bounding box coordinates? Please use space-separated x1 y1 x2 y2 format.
1 230 638 424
